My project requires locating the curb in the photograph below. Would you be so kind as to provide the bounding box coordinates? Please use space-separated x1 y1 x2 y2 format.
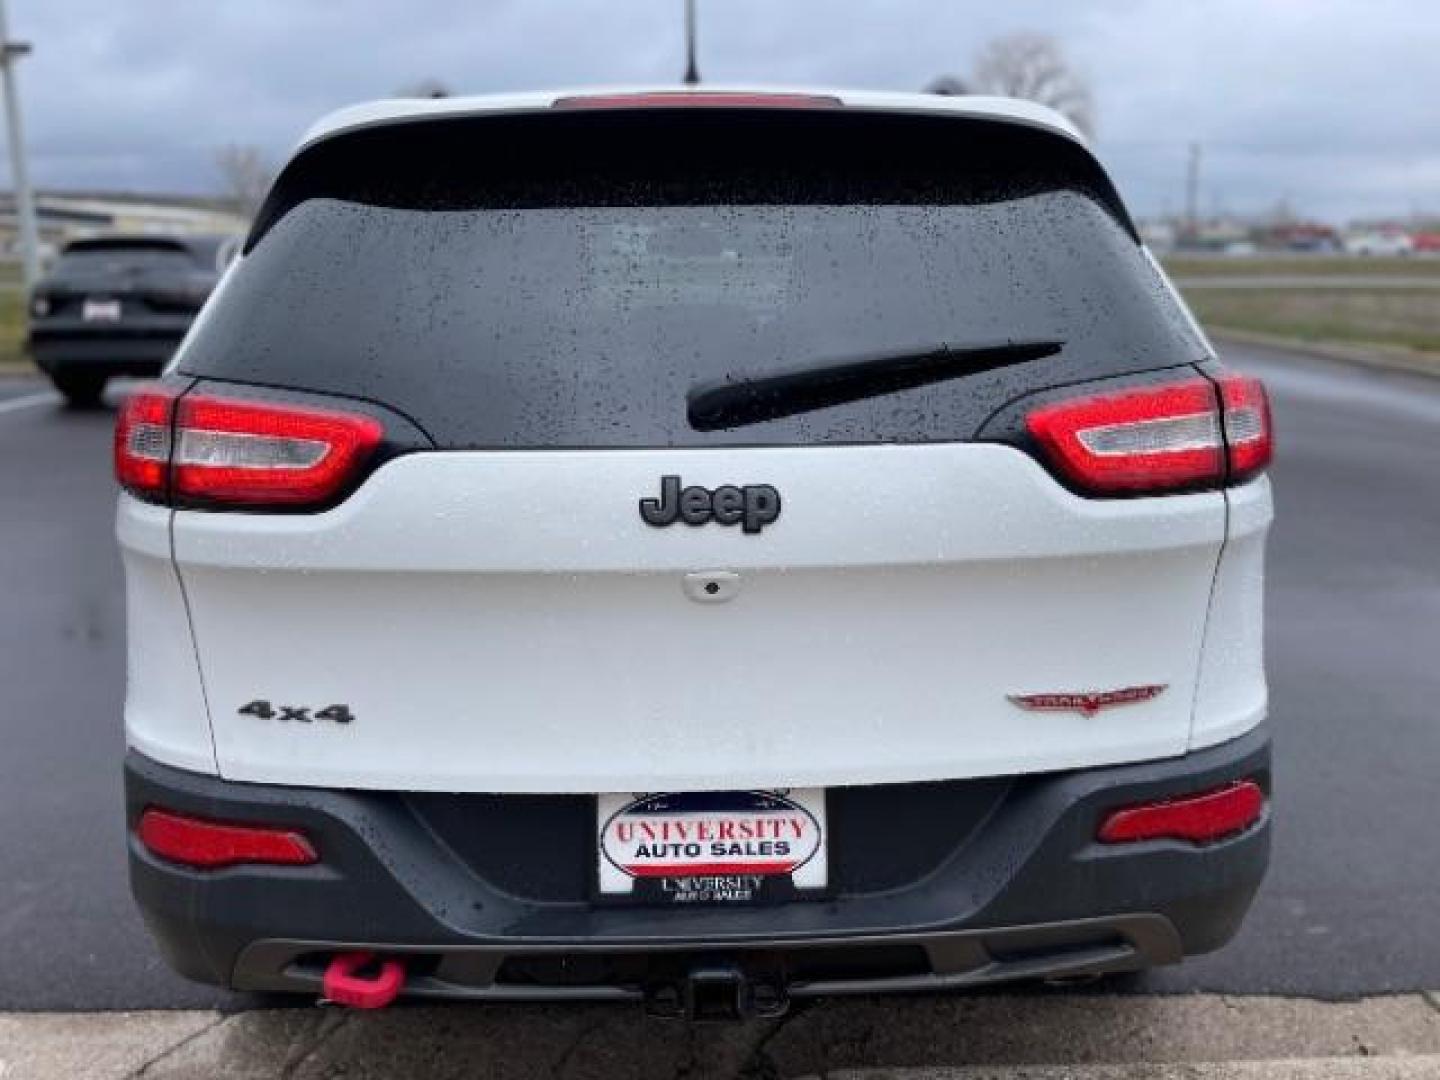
1210 329 1439 379
836 1062 1440 1079
3 994 1440 1079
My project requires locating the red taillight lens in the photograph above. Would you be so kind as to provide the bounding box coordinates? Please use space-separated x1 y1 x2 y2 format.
1026 377 1225 495
1025 372 1274 496
116 389 384 509
1097 780 1265 845
1217 373 1273 482
114 386 178 501
137 808 318 869
172 394 383 507
553 91 842 110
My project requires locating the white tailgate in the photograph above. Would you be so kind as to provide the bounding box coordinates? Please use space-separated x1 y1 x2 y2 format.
170 444 1225 792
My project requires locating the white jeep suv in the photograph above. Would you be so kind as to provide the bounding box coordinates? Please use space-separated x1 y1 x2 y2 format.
116 88 1273 1019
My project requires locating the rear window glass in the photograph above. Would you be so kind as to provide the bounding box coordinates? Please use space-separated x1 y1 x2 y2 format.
179 112 1206 447
57 244 197 275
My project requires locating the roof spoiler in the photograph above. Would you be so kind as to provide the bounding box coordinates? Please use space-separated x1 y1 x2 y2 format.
247 101 1135 253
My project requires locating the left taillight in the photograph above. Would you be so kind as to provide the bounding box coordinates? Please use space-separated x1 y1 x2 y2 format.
115 388 384 509
114 386 178 502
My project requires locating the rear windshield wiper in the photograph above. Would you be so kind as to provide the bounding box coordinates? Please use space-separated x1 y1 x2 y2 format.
686 340 1063 432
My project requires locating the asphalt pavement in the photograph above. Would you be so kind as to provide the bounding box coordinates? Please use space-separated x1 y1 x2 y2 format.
0 340 1437 1012
7 994 1440 1078
1172 274 1440 289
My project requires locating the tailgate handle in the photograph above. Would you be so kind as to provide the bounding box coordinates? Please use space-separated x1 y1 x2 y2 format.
683 571 741 604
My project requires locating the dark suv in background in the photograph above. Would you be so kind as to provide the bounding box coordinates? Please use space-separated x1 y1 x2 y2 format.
28 234 236 406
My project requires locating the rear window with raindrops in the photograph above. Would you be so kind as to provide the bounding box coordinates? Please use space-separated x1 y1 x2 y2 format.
177 110 1207 447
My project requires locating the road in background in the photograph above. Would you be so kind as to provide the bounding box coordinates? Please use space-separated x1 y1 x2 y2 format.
1174 275 1440 289
0 342 1436 1010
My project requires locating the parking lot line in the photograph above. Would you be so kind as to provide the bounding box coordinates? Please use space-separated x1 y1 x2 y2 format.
0 391 59 417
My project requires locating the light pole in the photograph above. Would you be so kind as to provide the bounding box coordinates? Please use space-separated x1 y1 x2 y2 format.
0 0 38 291
682 0 700 86
1185 142 1201 239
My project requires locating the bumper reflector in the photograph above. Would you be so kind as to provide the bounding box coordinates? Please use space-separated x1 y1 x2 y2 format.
137 808 319 869
1097 780 1265 845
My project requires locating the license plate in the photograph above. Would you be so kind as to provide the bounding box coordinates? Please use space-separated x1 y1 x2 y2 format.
597 789 827 905
82 298 122 322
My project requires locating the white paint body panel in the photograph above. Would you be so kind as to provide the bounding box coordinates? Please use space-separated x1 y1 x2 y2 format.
1192 478 1272 747
141 444 1246 792
119 86 1272 791
297 87 1086 157
118 497 216 774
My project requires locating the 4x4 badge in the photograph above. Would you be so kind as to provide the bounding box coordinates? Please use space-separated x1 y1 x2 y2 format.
639 475 781 534
1007 685 1167 717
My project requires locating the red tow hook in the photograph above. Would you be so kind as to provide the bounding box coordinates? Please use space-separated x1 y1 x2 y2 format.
322 952 407 1009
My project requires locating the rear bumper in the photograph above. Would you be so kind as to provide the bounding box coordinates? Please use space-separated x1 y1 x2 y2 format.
28 328 185 377
125 727 1270 1001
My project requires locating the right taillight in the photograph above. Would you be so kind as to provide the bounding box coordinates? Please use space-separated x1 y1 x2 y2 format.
115 387 384 510
1025 372 1272 496
1216 372 1273 482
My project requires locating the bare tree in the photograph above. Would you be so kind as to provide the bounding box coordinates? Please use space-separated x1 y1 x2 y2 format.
395 78 452 99
214 144 275 219
924 75 969 97
969 33 1095 136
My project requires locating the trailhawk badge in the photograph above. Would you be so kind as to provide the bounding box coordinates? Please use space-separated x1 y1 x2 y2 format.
597 790 827 905
1008 684 1167 717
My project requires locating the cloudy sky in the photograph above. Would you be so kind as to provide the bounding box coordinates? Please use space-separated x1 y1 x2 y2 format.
5 0 1435 222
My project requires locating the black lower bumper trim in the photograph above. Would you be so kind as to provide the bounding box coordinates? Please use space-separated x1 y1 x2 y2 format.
237 912 1181 1003
125 727 1270 999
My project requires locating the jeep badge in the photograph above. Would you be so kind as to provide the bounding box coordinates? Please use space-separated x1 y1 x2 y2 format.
639 476 781 534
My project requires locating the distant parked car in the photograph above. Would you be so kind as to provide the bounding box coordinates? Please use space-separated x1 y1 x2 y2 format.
1342 231 1414 257
1284 235 1338 254
27 234 238 407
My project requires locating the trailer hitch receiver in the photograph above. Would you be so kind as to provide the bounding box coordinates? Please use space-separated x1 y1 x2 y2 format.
645 962 789 1021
